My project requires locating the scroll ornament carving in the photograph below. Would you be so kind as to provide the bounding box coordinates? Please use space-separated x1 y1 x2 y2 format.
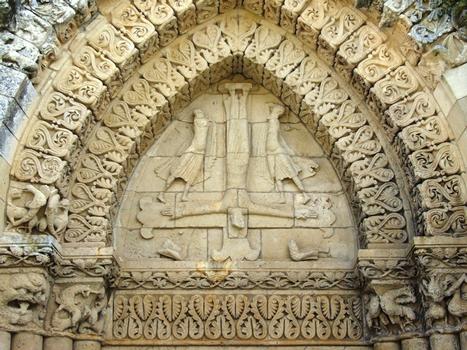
0 272 50 328
279 0 308 33
348 153 395 190
38 91 92 135
73 45 122 98
51 284 107 334
422 206 467 237
6 181 69 238
407 143 463 184
361 213 408 244
318 7 366 64
415 247 467 269
13 149 66 185
113 293 363 341
364 285 418 337
133 0 178 46
114 270 360 290
359 258 416 280
195 0 220 23
0 245 53 267
416 175 466 210
25 121 77 159
167 0 197 34
296 0 339 49
263 0 283 24
352 44 403 94
49 257 115 279
369 65 420 112
53 65 109 114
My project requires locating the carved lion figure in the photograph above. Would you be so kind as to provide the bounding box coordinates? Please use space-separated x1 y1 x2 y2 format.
0 272 50 327
51 284 107 334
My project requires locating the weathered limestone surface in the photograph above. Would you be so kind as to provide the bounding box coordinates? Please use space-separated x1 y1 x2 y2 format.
0 0 465 349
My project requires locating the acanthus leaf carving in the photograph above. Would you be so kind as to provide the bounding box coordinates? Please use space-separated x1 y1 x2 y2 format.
348 153 395 190
357 182 403 216
361 213 408 244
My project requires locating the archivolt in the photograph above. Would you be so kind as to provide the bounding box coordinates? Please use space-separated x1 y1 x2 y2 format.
7 7 465 248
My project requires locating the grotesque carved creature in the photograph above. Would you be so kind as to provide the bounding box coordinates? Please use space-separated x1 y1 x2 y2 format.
0 272 50 327
365 286 417 334
51 284 107 334
422 273 467 329
6 183 69 238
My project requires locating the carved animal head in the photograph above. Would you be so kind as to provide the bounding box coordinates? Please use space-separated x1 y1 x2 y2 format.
422 274 446 302
0 272 50 327
394 286 416 305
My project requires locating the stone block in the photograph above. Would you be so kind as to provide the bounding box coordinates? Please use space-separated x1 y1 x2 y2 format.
0 94 29 139
0 123 18 164
0 64 37 114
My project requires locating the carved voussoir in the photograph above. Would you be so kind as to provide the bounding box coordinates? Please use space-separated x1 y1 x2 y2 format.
407 143 463 184
334 23 386 82
361 213 408 244
416 175 467 210
72 44 123 99
296 0 339 50
368 64 421 114
243 0 264 15
243 25 283 85
300 76 348 132
86 16 140 81
54 65 109 114
133 0 179 47
195 0 219 23
279 0 308 33
168 0 197 34
163 38 210 98
422 206 467 237
352 44 403 96
13 149 66 185
263 40 305 97
107 1 159 63
318 6 366 66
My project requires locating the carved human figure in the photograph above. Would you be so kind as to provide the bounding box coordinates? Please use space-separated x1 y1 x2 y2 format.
266 103 317 203
159 109 210 202
45 187 70 238
288 239 330 261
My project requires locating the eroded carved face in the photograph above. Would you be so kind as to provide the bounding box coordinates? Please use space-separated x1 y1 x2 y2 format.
0 272 50 327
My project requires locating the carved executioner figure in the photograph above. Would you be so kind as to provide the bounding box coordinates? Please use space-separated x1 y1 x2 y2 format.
266 103 318 203
159 109 210 202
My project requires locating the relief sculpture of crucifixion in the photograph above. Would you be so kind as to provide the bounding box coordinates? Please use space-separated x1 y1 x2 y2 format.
137 83 336 261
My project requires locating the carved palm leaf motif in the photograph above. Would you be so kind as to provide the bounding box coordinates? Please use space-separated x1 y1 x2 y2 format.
423 207 467 236
39 92 91 133
88 24 135 64
303 77 349 121
141 57 186 96
410 143 462 181
88 127 131 163
164 39 208 78
75 154 120 189
123 79 166 110
354 44 403 85
362 213 408 243
335 126 382 163
219 16 257 53
14 149 65 184
266 40 305 78
316 100 366 154
69 183 109 215
64 214 107 242
26 121 77 158
192 24 231 64
103 100 149 138
358 182 403 215
244 25 282 63
284 57 328 96
349 153 395 189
